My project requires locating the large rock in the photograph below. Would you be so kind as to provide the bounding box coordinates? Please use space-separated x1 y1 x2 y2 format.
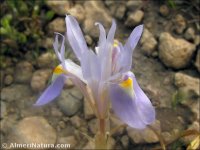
67 4 85 23
57 88 82 116
47 18 66 34
15 61 33 83
1 84 31 102
8 116 56 145
174 72 200 97
159 32 195 69
83 1 112 38
31 69 52 92
46 0 71 16
140 28 157 56
194 49 200 72
127 120 161 144
37 52 56 68
125 10 144 27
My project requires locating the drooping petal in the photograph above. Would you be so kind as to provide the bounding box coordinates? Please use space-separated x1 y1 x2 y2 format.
131 74 156 124
109 71 155 129
66 15 88 60
34 75 65 106
121 25 143 71
109 84 147 129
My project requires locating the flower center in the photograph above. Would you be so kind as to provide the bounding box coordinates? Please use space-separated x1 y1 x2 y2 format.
119 77 134 97
53 65 64 75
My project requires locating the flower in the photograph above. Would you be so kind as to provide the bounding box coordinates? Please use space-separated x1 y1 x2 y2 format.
35 15 155 129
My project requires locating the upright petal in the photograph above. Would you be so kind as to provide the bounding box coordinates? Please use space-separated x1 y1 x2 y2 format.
34 75 65 106
66 15 88 60
95 22 106 51
121 25 143 71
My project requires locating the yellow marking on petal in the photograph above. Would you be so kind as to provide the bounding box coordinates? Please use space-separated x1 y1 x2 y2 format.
120 77 133 88
120 77 134 97
113 40 119 47
53 65 65 75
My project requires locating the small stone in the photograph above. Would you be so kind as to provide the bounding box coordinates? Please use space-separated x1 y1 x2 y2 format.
70 116 84 128
47 18 66 34
108 137 116 149
159 5 169 17
115 5 126 19
64 79 74 88
84 98 95 119
1 84 31 102
182 121 199 144
121 135 129 148
57 136 77 149
173 14 186 34
184 27 195 41
46 0 71 16
125 10 144 27
194 35 200 46
70 88 83 100
31 69 52 92
4 74 13 85
58 121 66 129
37 52 56 68
195 49 200 72
57 88 82 116
174 72 200 96
8 116 56 144
40 37 53 49
67 4 85 23
83 140 95 149
85 35 93 46
1 115 18 134
127 120 161 144
83 1 112 38
110 115 125 136
140 28 157 56
15 61 33 83
159 32 195 69
51 107 63 117
126 1 142 10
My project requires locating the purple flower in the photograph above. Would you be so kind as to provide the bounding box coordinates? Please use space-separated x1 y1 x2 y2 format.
35 15 155 129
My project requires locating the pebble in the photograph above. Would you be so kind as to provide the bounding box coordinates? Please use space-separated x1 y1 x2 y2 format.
159 5 169 17
174 72 200 97
37 52 56 68
110 115 125 136
83 1 112 38
121 135 129 148
194 35 200 46
40 37 53 49
159 32 195 69
125 10 144 27
57 88 82 116
184 27 195 41
140 28 157 56
126 1 142 10
173 14 186 34
67 4 85 23
7 116 57 145
1 84 31 102
46 0 71 16
1 101 7 118
127 120 161 144
15 61 33 84
88 119 97 134
31 69 52 92
4 74 14 85
84 35 93 46
47 18 66 34
70 116 84 128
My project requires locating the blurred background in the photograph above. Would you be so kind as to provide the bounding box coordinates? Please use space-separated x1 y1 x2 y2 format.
0 0 199 149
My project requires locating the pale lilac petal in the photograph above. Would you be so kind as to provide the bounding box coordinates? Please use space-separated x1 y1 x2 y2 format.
132 75 156 124
53 33 66 70
122 25 143 71
95 22 106 50
34 75 65 106
66 15 88 60
109 84 146 129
